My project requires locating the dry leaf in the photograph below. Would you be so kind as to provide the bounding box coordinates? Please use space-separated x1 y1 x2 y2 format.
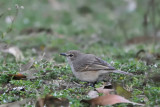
0 98 31 107
96 86 114 95
7 73 27 80
35 95 69 107
1 46 24 61
81 94 144 106
81 87 144 106
6 69 38 80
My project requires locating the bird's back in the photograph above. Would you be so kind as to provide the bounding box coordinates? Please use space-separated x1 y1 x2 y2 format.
72 53 115 72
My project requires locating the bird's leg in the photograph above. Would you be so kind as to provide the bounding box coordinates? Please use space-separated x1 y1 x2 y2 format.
90 82 97 88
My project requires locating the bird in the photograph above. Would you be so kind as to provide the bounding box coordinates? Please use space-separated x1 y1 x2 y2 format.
60 50 133 87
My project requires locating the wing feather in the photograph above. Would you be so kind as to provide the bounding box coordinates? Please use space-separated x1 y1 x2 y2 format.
74 54 115 72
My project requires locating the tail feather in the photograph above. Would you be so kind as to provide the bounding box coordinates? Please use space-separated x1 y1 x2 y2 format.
109 70 133 76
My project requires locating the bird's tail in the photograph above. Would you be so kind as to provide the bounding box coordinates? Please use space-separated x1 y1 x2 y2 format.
109 70 133 76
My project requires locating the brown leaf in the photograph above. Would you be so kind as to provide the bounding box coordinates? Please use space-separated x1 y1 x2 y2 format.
81 87 144 106
81 94 144 106
35 95 69 107
7 73 26 80
96 86 114 95
5 69 38 81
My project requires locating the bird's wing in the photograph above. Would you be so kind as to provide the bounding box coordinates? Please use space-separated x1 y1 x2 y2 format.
78 55 116 72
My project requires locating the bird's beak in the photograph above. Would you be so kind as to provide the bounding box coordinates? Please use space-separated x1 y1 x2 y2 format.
60 53 67 56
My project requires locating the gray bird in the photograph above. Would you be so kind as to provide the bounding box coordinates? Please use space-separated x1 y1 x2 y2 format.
60 50 133 86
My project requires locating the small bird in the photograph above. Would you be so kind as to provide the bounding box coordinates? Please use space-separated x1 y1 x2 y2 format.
60 50 133 87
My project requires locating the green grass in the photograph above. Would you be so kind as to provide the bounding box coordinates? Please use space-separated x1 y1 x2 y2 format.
0 0 160 106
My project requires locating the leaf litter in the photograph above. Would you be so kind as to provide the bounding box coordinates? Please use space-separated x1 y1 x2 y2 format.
82 85 145 106
35 95 69 107
0 98 32 107
0 43 24 61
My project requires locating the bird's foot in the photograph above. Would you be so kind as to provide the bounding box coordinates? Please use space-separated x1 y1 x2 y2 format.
89 82 97 88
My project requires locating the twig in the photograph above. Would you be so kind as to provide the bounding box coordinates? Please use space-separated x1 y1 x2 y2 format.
143 0 152 36
73 81 83 87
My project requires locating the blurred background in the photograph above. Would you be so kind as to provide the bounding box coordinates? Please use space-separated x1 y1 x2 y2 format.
0 0 160 62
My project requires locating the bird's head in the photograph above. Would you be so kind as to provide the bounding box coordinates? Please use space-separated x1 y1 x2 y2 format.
60 50 82 62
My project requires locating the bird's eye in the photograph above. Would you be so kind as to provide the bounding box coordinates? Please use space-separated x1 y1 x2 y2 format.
69 54 73 57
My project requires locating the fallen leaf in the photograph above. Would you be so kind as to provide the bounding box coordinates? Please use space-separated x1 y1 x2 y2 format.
5 69 38 81
81 86 144 106
113 83 132 99
1 46 24 61
81 94 144 106
35 95 69 107
0 98 31 107
96 86 114 95
7 73 26 80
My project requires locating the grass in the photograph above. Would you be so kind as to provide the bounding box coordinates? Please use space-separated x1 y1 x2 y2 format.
0 0 160 106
